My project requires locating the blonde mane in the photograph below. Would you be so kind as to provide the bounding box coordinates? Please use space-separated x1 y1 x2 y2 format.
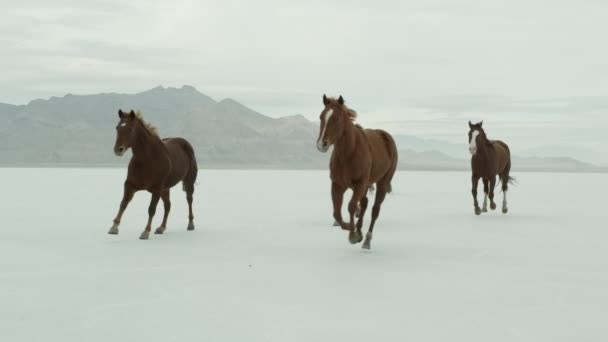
134 111 159 136
329 97 357 121
342 105 358 121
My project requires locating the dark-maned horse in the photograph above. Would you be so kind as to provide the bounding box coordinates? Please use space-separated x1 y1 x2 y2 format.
468 121 514 215
108 110 198 240
317 95 398 249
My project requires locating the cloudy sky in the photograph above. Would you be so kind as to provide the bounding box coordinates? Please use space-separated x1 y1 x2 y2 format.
2 0 607 163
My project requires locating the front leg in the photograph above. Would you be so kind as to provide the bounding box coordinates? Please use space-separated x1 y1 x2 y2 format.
471 175 481 215
331 182 346 228
489 176 497 210
481 178 489 212
140 192 161 240
109 182 135 235
347 181 368 244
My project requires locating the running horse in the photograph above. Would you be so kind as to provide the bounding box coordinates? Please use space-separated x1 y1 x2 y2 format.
108 109 198 239
317 95 398 249
468 121 514 215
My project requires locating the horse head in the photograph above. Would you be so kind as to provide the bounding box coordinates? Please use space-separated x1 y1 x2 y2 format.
316 94 356 152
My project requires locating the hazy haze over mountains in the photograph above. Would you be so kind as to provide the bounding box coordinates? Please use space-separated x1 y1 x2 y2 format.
2 1 606 170
0 86 604 172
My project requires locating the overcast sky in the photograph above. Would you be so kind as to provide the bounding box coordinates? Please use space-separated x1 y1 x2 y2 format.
2 0 607 163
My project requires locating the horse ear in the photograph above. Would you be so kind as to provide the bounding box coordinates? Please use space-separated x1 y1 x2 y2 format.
128 110 135 119
323 94 329 106
118 109 124 118
479 120 483 128
338 95 344 105
468 121 473 129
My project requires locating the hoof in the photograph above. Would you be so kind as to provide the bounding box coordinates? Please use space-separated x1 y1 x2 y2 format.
332 220 340 227
362 240 371 250
502 207 508 214
139 231 150 240
490 202 497 210
108 226 119 235
481 207 488 213
348 231 363 244
154 227 165 234
475 207 482 215
187 222 195 231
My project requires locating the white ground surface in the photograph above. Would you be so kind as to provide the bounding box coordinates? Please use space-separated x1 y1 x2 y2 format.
0 168 606 342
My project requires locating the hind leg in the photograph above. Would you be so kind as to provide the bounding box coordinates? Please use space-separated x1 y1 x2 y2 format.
154 190 171 234
489 176 497 210
501 166 511 214
362 183 389 250
185 185 195 230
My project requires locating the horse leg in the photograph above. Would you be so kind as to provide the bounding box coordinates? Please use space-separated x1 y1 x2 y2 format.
332 182 346 228
362 183 389 250
356 195 369 231
140 192 161 240
481 178 489 213
489 176 497 210
348 182 368 244
501 162 511 214
154 190 171 234
108 183 135 235
472 176 481 215
185 184 195 230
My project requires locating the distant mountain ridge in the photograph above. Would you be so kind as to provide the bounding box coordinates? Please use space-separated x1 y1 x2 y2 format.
0 85 604 172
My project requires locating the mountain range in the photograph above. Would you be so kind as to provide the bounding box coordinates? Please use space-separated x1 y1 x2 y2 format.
0 85 604 172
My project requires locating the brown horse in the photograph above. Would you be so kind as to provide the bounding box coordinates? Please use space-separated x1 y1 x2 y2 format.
108 110 198 240
468 121 514 215
317 95 398 249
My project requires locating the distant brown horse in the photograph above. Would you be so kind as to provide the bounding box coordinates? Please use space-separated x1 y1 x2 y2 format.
317 95 398 249
108 110 198 239
468 121 514 215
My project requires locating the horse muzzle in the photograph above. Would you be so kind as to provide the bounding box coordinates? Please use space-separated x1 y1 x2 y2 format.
114 145 127 157
316 140 330 153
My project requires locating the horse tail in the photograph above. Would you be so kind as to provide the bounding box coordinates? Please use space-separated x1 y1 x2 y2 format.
181 140 198 192
381 130 398 194
504 176 516 186
499 157 516 192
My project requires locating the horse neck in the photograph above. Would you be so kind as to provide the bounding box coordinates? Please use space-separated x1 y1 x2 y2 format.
333 117 357 161
130 121 163 160
476 135 491 163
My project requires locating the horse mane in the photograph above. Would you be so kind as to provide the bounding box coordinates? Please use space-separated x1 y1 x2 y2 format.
340 104 358 122
134 111 159 137
479 128 494 146
327 97 357 122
